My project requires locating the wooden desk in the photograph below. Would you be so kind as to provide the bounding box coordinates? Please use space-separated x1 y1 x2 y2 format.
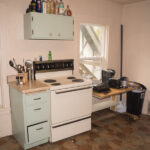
92 87 133 112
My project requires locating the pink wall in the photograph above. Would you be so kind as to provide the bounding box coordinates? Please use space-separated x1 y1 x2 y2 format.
0 0 122 137
122 0 150 114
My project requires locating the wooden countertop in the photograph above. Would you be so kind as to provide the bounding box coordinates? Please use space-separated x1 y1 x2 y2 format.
93 87 133 99
8 80 50 94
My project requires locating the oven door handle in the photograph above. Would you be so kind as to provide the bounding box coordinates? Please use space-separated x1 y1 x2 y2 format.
55 86 92 94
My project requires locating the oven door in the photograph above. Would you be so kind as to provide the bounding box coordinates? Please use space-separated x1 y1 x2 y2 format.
50 85 92 125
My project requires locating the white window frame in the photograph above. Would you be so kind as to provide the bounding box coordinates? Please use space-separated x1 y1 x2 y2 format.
0 35 2 108
0 3 8 109
79 23 109 80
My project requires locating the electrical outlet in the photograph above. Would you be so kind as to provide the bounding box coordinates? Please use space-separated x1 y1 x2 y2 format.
148 101 150 114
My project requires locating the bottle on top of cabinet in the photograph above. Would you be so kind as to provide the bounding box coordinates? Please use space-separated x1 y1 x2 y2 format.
31 0 36 12
59 0 64 15
64 5 72 16
55 0 59 14
36 0 42 13
41 0 47 14
26 4 32 13
50 0 56 14
46 0 51 14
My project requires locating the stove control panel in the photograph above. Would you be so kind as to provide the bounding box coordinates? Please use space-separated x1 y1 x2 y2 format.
33 59 74 80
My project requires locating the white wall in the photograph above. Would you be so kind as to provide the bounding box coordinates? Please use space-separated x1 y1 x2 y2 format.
0 0 122 137
122 0 150 114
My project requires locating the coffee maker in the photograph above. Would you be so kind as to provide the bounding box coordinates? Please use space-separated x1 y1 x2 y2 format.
93 69 115 93
102 69 115 84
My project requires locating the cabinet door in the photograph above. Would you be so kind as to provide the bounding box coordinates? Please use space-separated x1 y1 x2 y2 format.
28 122 50 144
25 91 49 106
26 103 49 125
55 16 74 40
31 13 57 39
51 86 92 124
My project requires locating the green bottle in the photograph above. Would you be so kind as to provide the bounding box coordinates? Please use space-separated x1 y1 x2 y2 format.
31 0 36 12
48 51 52 61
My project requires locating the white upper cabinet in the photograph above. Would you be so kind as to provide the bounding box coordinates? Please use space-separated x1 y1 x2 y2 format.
24 12 74 40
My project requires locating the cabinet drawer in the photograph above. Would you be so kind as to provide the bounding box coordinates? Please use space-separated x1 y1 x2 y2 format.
26 103 49 125
51 118 91 142
28 122 50 144
25 91 49 106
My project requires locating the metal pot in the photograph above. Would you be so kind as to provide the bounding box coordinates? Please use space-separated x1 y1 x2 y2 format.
120 77 128 88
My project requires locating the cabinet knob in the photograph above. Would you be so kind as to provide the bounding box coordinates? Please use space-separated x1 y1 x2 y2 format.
34 108 42 111
33 97 41 100
58 33 61 37
36 127 43 131
49 33 53 36
32 30 34 35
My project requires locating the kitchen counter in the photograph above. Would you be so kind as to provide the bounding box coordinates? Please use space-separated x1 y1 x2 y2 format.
8 80 50 94
9 79 50 149
93 87 133 99
92 87 134 112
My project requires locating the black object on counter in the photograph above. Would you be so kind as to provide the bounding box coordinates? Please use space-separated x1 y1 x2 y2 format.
109 79 121 89
102 69 115 83
127 83 146 116
93 69 115 93
93 83 110 93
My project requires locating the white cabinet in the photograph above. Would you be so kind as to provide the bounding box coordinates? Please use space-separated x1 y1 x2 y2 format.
9 87 50 150
24 12 74 40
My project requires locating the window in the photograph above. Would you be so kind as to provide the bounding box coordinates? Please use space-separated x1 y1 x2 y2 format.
0 38 2 107
0 86 2 107
79 24 109 80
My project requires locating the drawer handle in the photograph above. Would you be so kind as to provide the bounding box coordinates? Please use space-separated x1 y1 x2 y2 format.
34 108 42 111
36 127 43 131
56 86 92 94
33 97 41 101
49 33 53 36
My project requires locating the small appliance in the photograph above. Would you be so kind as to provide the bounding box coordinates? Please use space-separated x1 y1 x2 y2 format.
120 77 128 88
102 69 115 83
93 69 115 93
109 79 121 89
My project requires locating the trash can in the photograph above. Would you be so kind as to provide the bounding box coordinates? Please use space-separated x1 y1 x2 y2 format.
127 83 146 117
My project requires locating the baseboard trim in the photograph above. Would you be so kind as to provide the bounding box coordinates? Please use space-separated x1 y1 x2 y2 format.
0 108 12 138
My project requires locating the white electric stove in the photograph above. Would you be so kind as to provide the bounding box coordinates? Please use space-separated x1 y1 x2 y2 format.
33 60 93 142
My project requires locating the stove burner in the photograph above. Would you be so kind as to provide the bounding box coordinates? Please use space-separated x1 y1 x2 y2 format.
72 79 84 82
44 79 56 83
67 76 76 79
51 83 61 86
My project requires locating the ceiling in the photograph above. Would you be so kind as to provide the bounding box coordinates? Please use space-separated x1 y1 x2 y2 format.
108 0 145 5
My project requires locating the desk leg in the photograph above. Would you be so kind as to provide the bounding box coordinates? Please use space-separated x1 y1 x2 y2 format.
110 96 116 111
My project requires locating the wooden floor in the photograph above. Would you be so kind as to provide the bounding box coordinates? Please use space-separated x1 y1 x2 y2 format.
0 109 150 150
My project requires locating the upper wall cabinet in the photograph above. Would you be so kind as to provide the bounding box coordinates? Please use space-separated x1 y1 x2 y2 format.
24 12 74 40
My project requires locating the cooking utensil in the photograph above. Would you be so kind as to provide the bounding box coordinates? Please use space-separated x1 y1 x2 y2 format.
23 58 25 71
9 60 18 71
17 64 24 73
25 60 33 68
13 58 17 68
